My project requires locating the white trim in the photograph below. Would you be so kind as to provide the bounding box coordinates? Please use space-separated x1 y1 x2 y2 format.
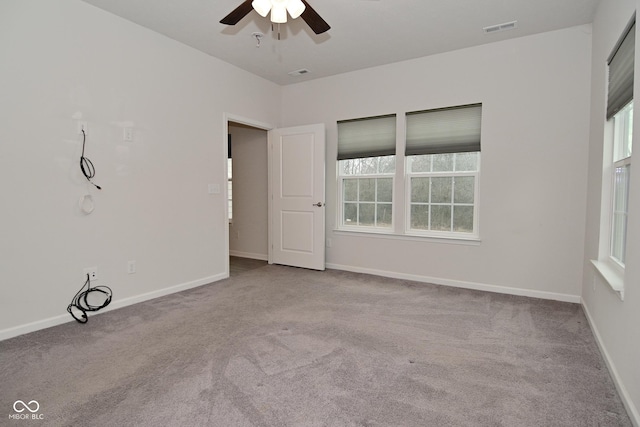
326 262 580 303
223 112 275 272
0 273 227 342
333 229 481 246
229 250 269 261
581 301 640 427
591 259 625 300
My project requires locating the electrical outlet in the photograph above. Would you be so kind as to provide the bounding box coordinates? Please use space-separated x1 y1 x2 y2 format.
83 266 98 281
127 260 136 274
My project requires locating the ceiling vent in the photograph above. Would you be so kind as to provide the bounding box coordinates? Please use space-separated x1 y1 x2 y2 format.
288 68 311 76
483 20 518 34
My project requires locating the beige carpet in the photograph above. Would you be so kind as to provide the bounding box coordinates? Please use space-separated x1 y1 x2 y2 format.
0 264 632 426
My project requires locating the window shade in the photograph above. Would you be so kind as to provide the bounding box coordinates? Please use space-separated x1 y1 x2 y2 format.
607 20 635 120
405 104 482 156
337 114 396 160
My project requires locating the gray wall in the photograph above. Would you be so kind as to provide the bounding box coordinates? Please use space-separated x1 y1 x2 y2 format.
0 0 280 337
282 25 592 302
582 0 640 422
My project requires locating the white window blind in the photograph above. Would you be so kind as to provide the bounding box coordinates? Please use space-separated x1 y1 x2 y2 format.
337 114 396 160
607 20 635 120
405 104 482 156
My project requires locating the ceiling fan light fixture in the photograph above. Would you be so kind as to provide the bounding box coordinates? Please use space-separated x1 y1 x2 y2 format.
286 0 306 19
252 0 271 17
270 4 288 23
221 0 329 35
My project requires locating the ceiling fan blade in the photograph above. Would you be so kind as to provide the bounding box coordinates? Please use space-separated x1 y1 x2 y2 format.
220 0 254 25
300 0 330 34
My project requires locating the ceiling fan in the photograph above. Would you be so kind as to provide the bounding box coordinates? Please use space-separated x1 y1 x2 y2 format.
220 0 330 35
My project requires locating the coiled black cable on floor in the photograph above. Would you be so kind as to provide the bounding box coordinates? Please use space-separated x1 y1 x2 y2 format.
67 274 112 324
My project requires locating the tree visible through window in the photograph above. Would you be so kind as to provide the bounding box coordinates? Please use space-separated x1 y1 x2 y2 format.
336 104 482 238
407 152 479 234
339 156 395 228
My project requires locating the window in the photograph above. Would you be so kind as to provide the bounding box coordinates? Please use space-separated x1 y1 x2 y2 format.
336 104 482 239
405 104 482 238
593 17 634 299
339 156 395 228
606 18 634 270
407 152 479 235
337 115 396 230
610 101 632 266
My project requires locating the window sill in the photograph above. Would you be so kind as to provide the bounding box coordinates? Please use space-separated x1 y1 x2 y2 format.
591 260 625 301
333 228 481 246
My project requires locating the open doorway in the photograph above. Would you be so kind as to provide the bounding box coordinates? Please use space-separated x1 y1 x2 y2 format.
227 121 269 264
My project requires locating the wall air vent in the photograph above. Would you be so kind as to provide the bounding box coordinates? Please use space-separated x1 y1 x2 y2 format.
483 20 518 34
288 68 310 76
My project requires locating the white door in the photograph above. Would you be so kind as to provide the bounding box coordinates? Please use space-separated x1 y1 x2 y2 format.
269 124 325 270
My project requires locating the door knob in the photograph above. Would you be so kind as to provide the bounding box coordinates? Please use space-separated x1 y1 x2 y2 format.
312 202 325 207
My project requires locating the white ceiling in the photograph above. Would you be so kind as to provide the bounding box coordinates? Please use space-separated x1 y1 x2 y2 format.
80 0 600 86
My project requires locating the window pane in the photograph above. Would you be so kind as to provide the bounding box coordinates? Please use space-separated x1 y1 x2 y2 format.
453 206 474 232
344 203 357 225
365 158 381 174
611 163 630 265
431 205 451 231
340 156 395 176
408 155 432 173
411 205 429 229
343 179 357 201
611 213 626 263
359 203 375 226
359 178 375 201
613 165 629 212
614 102 633 161
454 177 475 204
431 177 452 203
624 103 633 158
377 178 393 202
377 203 393 226
378 156 396 173
341 159 357 175
432 153 454 172
411 177 430 202
454 152 478 171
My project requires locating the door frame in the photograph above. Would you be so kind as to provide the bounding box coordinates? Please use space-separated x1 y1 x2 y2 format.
223 113 274 276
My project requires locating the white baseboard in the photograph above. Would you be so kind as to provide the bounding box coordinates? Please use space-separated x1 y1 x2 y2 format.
0 273 228 342
229 250 268 261
326 263 581 303
581 301 640 427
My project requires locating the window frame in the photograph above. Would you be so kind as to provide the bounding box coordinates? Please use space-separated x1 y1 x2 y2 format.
405 153 481 239
337 156 396 232
609 101 632 270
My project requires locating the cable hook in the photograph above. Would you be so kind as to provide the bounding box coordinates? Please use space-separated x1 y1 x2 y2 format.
252 32 264 47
